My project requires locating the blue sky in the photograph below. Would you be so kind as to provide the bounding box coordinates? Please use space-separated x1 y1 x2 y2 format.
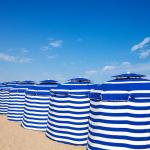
0 0 150 83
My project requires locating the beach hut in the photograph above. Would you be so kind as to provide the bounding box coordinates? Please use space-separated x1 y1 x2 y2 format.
46 78 97 146
7 81 35 121
0 81 19 114
87 73 150 150
21 80 59 131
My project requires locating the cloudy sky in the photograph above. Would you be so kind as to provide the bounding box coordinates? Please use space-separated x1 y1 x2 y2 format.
0 0 150 83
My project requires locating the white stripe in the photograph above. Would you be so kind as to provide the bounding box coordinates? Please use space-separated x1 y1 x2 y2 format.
8 105 24 108
89 120 150 130
50 101 89 107
46 128 88 139
47 118 88 128
51 89 91 92
105 81 150 84
48 114 88 124
23 113 48 119
25 102 49 107
91 107 150 115
87 140 139 150
88 133 150 146
23 117 47 123
47 123 88 134
25 98 50 103
90 113 150 122
130 90 150 93
52 97 90 102
49 109 89 118
22 121 47 127
88 126 150 138
135 97 150 99
49 105 90 113
26 95 50 99
24 109 48 115
91 101 150 107
24 106 49 111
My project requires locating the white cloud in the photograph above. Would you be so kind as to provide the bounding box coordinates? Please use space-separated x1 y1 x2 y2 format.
131 37 150 52
131 37 150 59
0 53 16 62
18 57 32 63
139 50 150 59
0 52 32 63
121 61 131 66
102 65 117 72
49 39 63 48
102 61 132 72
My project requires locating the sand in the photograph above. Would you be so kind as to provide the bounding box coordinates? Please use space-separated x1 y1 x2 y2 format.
0 115 86 150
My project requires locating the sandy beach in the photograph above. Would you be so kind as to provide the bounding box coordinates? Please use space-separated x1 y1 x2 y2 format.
0 115 85 150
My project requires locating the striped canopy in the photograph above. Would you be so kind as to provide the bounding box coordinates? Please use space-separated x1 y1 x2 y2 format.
0 82 18 114
7 81 35 121
87 73 150 150
46 78 97 146
21 80 59 131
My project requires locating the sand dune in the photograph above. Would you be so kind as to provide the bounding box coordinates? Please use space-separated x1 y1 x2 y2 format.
0 115 85 150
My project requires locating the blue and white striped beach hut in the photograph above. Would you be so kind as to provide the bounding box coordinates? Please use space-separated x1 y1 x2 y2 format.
46 78 97 146
87 73 150 150
7 81 35 121
0 81 19 114
21 80 59 131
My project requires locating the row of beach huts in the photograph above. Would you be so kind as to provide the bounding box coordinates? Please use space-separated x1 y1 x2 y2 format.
0 73 150 150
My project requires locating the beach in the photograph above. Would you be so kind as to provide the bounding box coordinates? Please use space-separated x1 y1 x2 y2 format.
0 115 85 150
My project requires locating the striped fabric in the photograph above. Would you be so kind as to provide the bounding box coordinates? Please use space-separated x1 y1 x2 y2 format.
46 78 97 146
21 80 58 131
87 73 150 150
0 83 17 114
7 83 35 121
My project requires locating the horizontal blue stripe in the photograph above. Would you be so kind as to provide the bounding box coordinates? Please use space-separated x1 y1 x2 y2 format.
48 121 88 131
91 111 150 118
89 123 150 133
90 103 150 110
50 99 89 104
89 117 150 126
50 103 89 109
24 111 48 116
47 126 88 136
48 115 88 125
49 107 89 115
88 136 150 149
46 130 87 142
49 113 89 121
89 129 150 141
23 115 48 120
24 104 49 108
22 119 47 125
24 107 48 112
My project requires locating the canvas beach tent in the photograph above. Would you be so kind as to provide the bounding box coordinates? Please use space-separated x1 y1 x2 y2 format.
7 80 35 121
21 80 59 131
87 73 150 150
46 78 97 146
0 81 19 114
